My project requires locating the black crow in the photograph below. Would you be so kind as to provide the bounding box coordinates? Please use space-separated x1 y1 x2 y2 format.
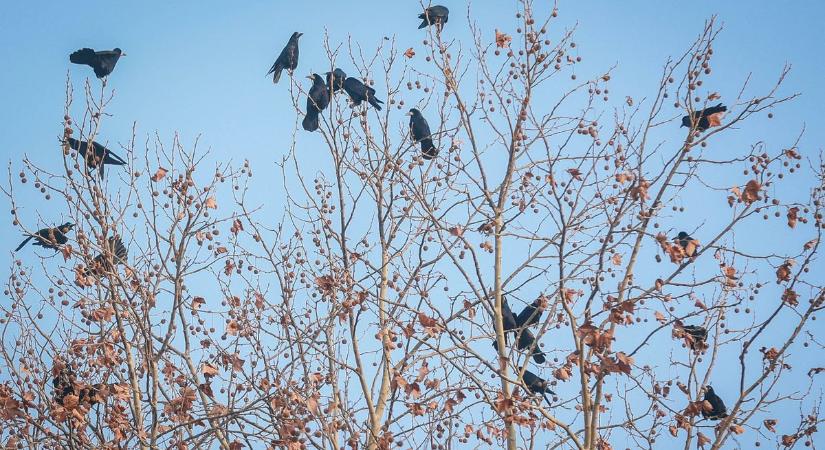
52 367 76 406
67 138 126 178
342 77 384 111
491 297 546 364
418 5 449 29
500 296 518 330
673 231 700 257
53 367 105 407
69 48 125 79
408 108 437 159
516 328 546 364
15 223 75 252
682 325 708 351
681 103 727 132
702 385 728 420
326 69 347 94
302 74 330 132
85 236 128 276
515 297 545 328
522 369 555 407
268 32 302 84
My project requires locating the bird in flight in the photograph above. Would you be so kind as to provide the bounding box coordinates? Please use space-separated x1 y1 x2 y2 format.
681 103 727 132
418 5 449 30
302 74 330 132
67 138 127 178
69 48 125 79
268 32 302 84
15 223 75 252
408 108 438 159
342 77 384 111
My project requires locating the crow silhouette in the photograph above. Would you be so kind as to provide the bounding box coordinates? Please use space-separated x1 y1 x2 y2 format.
342 77 383 110
681 103 727 132
326 68 347 94
302 74 330 132
408 108 437 159
69 48 125 78
84 236 128 276
674 231 700 257
15 223 75 252
418 5 449 29
702 385 728 420
67 138 126 178
268 32 302 84
522 369 555 407
491 297 546 364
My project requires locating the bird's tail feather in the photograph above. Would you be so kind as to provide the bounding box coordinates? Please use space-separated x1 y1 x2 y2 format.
105 147 127 165
69 48 96 65
15 235 33 252
542 392 553 408
418 19 428 29
421 139 438 159
369 98 383 111
302 112 319 132
269 63 283 84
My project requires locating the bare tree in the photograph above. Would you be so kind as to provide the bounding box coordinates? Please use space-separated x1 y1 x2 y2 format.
2 2 823 449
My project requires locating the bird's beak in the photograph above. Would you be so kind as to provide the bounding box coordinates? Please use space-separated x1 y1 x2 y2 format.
405 112 413 116
298 33 304 38
305 75 313 80
121 52 128 57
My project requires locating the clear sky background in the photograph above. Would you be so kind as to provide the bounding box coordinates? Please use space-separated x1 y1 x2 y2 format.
1 1 823 448
0 1 822 212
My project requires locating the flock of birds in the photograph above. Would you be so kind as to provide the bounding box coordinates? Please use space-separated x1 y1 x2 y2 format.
13 3 731 421
265 13 439 158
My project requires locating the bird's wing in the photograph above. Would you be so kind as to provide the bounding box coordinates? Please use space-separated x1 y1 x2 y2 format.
515 303 538 327
267 59 281 76
411 117 432 141
69 48 97 65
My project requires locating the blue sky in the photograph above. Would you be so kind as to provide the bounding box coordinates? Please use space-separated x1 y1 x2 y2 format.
0 2 822 203
1 1 823 447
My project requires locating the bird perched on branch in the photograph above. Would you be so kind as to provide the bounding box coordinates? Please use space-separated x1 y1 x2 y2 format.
673 231 700 257
69 48 125 79
681 103 727 132
84 236 128 276
681 324 708 351
408 108 438 159
491 297 546 364
53 367 106 407
343 77 384 111
268 32 302 84
15 223 75 252
516 297 546 328
302 74 330 132
67 138 127 178
326 69 347 95
522 369 555 407
418 5 449 30
702 385 728 420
